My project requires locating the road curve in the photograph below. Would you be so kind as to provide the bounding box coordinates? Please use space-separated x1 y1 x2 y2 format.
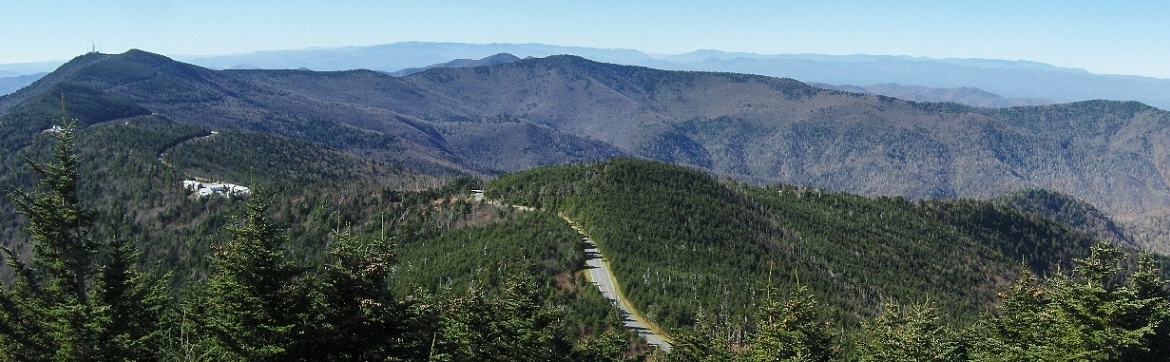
562 216 673 353
157 130 218 166
472 191 672 352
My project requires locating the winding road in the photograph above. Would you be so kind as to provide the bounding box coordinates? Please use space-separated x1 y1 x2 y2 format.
157 130 218 167
471 190 672 352
565 216 673 353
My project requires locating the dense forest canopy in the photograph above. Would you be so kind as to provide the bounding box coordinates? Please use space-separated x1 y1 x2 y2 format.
4 130 1169 360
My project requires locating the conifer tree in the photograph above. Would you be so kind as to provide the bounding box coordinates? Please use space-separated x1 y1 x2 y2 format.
572 313 644 362
311 227 422 360
665 308 738 362
1128 252 1170 360
746 284 837 362
204 193 310 361
2 118 168 361
1043 242 1157 361
973 270 1076 361
432 276 570 361
0 119 98 361
858 302 967 362
974 243 1168 361
90 230 170 361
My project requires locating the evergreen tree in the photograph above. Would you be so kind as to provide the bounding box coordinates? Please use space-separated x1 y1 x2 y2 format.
0 253 62 361
1043 242 1157 361
90 231 170 361
1128 253 1170 360
11 120 96 305
0 119 97 361
204 194 311 361
431 276 571 361
1 119 168 361
745 284 837 362
572 313 645 362
858 302 967 362
665 309 738 362
973 243 1168 361
311 228 422 360
972 270 1077 361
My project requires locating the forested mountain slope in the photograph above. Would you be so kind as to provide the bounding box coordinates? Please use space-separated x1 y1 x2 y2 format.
994 188 1132 247
812 82 1053 108
0 94 445 282
0 120 654 359
488 158 1152 333
5 49 1170 249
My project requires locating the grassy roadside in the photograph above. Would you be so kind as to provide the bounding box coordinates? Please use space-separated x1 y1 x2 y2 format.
479 197 676 346
592 254 675 344
561 213 674 344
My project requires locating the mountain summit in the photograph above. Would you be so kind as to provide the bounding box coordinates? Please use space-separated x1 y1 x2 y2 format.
389 52 522 76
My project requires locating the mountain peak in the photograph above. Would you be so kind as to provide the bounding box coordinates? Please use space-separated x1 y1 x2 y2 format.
114 48 177 63
389 52 523 76
0 48 216 116
478 52 521 64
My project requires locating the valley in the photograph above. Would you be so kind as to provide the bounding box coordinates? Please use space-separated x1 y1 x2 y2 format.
6 49 1170 250
3 49 1170 360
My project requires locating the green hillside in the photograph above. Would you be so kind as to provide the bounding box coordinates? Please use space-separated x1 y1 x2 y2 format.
488 158 1121 332
0 120 650 360
0 105 442 283
995 188 1132 247
2 118 1169 359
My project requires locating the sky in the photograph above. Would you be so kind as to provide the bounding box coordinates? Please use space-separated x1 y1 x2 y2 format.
2 0 1168 78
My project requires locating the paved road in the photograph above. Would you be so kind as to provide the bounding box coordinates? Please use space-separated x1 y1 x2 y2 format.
473 191 672 352
568 218 673 352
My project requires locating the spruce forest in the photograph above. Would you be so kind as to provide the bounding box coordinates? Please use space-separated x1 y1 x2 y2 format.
2 116 1170 361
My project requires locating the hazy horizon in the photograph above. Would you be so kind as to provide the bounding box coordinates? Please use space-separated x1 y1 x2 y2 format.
2 1 1168 78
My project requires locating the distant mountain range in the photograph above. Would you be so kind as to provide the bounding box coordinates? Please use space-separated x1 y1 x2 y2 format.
0 73 47 96
386 53 1057 108
175 42 1170 110
812 83 1053 108
5 49 1170 251
0 60 61 77
4 42 1170 109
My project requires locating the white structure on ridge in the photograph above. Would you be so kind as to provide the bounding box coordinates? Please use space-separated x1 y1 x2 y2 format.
183 180 250 198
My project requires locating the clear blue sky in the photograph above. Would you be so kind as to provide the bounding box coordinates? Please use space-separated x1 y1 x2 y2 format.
3 0 1168 78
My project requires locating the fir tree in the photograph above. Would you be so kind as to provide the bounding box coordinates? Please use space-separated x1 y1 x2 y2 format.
432 276 570 361
858 302 967 362
746 284 837 362
90 230 170 361
665 308 738 362
973 270 1076 361
1128 253 1170 360
204 193 311 361
310 227 422 360
1044 242 1158 361
973 243 1168 361
572 313 645 362
1 118 168 361
0 119 98 361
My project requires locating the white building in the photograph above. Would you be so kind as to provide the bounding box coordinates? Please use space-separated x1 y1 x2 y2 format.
183 180 250 198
